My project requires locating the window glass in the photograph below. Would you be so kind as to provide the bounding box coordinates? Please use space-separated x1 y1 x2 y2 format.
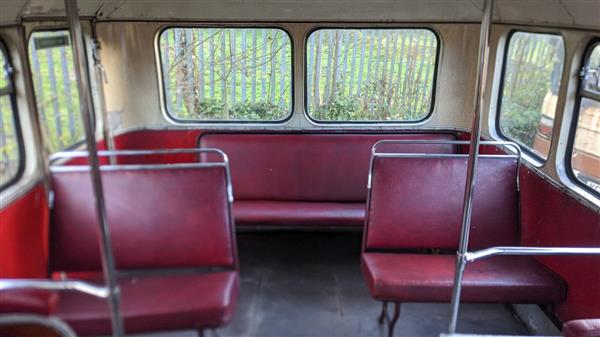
306 29 438 122
571 44 600 194
159 27 292 121
28 30 82 153
0 43 23 188
498 32 564 159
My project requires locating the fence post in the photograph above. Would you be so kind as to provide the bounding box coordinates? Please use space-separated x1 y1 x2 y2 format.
45 48 63 150
241 30 247 103
251 30 258 103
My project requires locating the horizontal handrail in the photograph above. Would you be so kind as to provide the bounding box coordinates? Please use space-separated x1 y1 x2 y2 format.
50 148 228 163
48 148 234 201
372 140 521 159
367 140 522 190
439 333 562 337
49 162 227 173
0 279 109 299
465 246 600 262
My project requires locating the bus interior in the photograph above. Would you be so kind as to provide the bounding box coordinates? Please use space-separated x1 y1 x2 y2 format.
0 0 599 336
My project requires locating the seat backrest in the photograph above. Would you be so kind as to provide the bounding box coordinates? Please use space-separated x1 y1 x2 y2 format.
364 155 519 250
50 165 236 272
199 133 458 202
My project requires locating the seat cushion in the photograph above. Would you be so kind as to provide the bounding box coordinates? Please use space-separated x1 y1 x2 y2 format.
563 319 600 337
51 167 235 272
361 253 565 303
234 201 365 227
55 271 239 336
365 156 519 250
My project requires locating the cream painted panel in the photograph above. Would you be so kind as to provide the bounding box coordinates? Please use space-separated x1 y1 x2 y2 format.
4 1 599 31
97 22 481 131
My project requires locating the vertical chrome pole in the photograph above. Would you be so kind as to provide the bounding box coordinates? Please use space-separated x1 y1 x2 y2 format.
64 1 124 336
448 0 494 333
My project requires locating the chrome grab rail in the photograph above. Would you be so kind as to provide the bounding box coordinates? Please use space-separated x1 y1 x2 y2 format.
0 279 109 299
49 148 234 202
64 0 123 334
464 246 600 262
371 139 522 159
50 148 228 163
367 140 522 190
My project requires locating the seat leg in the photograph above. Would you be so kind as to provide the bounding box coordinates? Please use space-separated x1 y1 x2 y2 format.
378 301 388 324
197 329 205 337
387 302 401 337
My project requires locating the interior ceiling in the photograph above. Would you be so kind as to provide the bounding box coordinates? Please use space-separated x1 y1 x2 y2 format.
1 0 599 29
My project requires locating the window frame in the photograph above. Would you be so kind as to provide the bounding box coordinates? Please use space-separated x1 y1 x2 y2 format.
303 26 441 125
27 26 89 153
0 39 26 191
565 38 600 198
495 29 565 163
156 24 295 124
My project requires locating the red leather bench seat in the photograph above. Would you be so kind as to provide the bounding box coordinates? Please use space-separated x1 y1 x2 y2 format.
234 201 365 227
362 253 564 303
200 133 458 227
55 272 239 336
362 154 565 304
41 163 239 335
563 319 600 337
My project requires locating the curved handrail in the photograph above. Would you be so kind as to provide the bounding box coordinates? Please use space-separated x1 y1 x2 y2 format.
464 246 600 262
0 279 109 298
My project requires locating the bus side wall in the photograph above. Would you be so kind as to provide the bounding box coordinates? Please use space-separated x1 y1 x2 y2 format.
0 184 49 278
520 168 600 321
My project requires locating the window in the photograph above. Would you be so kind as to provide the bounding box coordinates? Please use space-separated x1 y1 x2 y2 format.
28 30 82 153
570 42 600 195
0 41 24 189
306 28 438 122
498 31 565 160
158 27 292 122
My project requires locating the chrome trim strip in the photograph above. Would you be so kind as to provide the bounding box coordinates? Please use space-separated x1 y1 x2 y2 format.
49 148 228 161
465 246 600 262
49 162 228 172
0 279 109 298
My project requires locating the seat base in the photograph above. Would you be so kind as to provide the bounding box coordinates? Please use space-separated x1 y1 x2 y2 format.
361 253 565 303
55 271 239 336
234 201 365 227
563 319 600 337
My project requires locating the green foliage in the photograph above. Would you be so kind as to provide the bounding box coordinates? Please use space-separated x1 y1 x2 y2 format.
313 77 429 121
184 98 285 120
312 94 361 120
230 101 285 120
0 95 20 186
499 33 564 154
500 77 549 147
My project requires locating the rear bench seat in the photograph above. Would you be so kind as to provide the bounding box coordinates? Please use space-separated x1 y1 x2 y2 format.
20 157 238 336
362 151 566 336
199 133 457 227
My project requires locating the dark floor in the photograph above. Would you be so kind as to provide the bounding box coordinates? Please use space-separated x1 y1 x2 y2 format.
105 232 532 337
218 232 529 337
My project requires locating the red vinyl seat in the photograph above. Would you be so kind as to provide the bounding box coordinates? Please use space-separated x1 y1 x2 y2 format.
362 253 564 303
0 161 240 335
200 133 458 227
361 153 566 336
563 319 600 337
55 272 239 336
234 200 365 227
